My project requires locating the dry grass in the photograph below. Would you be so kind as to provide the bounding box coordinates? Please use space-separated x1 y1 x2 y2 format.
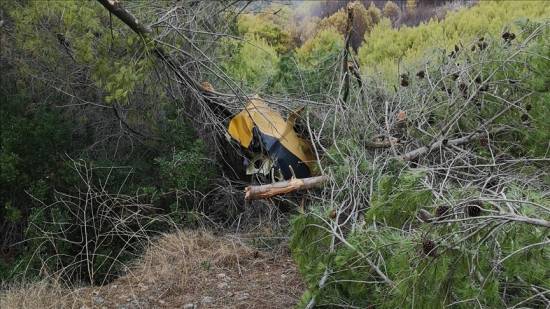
1 230 304 309
0 280 82 309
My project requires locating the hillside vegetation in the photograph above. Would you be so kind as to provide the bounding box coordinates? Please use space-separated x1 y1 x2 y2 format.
358 0 550 80
1 1 549 308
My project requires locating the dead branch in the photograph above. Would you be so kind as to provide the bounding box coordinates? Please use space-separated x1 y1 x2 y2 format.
365 135 400 148
97 0 152 35
245 175 329 201
434 214 550 229
96 0 234 119
400 128 506 161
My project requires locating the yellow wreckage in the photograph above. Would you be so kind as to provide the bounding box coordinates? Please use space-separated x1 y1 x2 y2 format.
227 99 316 179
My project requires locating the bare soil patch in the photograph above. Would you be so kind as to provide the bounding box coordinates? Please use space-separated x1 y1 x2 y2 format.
1 231 304 309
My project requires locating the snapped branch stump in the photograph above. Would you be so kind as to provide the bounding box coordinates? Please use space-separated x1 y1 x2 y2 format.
244 175 329 201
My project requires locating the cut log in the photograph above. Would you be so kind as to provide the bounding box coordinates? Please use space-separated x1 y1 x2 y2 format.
245 175 329 201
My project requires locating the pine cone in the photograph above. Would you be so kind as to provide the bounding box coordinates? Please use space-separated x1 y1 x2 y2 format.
435 205 450 219
466 201 483 217
521 114 529 122
400 74 409 87
422 239 437 257
502 32 516 43
418 209 433 223
479 136 489 147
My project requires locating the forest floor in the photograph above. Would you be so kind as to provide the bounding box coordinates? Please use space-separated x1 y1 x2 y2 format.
1 231 305 309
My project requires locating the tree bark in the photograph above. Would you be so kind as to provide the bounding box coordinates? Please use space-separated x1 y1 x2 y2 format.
245 175 329 201
97 0 152 35
341 2 354 105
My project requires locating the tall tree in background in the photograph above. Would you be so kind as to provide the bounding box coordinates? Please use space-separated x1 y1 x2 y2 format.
383 1 401 22
406 0 417 14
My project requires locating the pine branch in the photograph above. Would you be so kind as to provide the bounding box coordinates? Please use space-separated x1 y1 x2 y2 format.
400 128 506 161
97 0 152 35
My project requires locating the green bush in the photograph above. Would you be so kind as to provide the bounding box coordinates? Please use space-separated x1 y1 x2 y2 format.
358 1 550 80
291 195 549 308
291 19 550 308
1 0 216 282
156 140 213 192
293 28 344 96
366 170 433 227
0 94 74 221
237 10 294 54
220 36 280 91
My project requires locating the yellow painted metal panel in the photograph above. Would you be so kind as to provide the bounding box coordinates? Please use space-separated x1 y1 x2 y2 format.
227 99 316 172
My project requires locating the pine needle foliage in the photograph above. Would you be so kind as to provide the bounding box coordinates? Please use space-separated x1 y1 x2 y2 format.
291 19 550 308
366 169 433 227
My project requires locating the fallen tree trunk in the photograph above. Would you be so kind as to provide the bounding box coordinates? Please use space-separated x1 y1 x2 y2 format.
245 175 329 201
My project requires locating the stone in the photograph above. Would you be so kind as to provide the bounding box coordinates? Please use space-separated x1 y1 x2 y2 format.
138 283 149 291
236 292 249 301
93 296 105 305
201 296 214 304
183 304 196 309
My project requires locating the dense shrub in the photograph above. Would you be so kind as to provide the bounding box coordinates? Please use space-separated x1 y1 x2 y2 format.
290 20 550 308
0 91 77 277
293 28 344 96
219 36 279 91
237 10 295 54
358 1 550 80
0 89 213 282
1 0 217 282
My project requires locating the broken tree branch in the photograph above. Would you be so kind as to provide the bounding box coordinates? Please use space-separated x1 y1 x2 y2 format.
97 0 152 35
400 128 506 161
96 0 233 118
365 135 400 148
245 175 329 201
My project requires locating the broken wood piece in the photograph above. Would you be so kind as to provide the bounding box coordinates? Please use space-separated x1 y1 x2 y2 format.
245 175 329 201
97 0 152 35
365 135 400 148
396 110 407 123
400 128 506 161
